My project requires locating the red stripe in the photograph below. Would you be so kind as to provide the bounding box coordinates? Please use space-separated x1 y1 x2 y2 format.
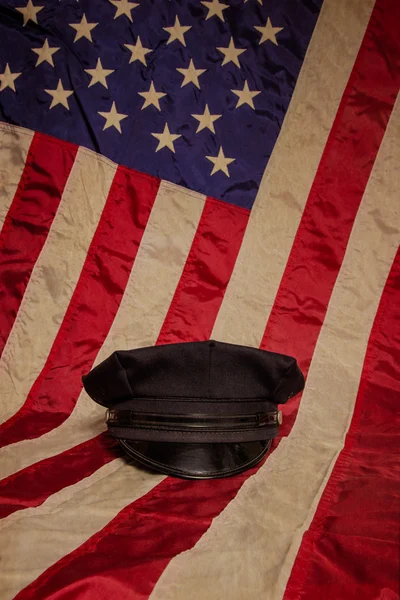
157 197 249 345
9 3 400 597
0 434 121 518
260 0 400 438
283 250 400 600
0 165 160 448
0 193 248 518
0 133 77 356
14 468 263 600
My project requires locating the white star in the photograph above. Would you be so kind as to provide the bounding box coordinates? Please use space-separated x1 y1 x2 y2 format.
32 39 60 67
217 37 246 68
98 101 128 133
109 0 138 22
138 81 166 111
16 0 44 26
151 123 181 153
176 59 206 89
0 64 22 92
206 146 235 177
70 14 98 43
85 58 114 88
163 16 191 47
254 17 284 45
45 79 74 110
231 80 261 109
201 0 229 22
125 37 152 66
191 104 221 134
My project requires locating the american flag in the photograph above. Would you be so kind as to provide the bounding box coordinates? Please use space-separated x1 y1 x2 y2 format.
0 0 399 598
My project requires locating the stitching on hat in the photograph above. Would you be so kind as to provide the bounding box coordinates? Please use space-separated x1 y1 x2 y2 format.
114 351 135 398
123 396 273 402
112 426 277 436
271 360 298 398
112 425 274 433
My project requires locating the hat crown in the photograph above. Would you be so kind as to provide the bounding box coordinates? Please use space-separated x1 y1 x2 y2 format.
83 340 301 408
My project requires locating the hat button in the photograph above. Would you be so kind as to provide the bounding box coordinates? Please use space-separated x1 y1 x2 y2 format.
277 410 283 426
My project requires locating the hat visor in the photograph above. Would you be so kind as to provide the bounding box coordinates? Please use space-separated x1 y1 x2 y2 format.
118 439 272 480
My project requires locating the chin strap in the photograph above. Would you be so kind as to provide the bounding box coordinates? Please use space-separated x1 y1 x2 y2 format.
106 408 282 432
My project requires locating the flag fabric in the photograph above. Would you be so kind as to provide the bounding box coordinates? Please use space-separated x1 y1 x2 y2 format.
0 0 323 209
0 0 399 598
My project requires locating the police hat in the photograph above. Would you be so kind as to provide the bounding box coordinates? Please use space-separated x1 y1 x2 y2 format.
82 340 304 479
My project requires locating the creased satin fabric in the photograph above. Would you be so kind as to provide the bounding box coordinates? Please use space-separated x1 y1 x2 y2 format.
0 0 399 598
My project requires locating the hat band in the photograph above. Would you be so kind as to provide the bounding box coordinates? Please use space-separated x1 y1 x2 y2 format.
106 409 282 432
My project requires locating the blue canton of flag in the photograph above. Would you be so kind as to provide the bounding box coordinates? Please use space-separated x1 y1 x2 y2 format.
0 0 322 208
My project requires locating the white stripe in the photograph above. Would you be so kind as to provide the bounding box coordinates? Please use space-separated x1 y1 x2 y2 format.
149 95 400 600
0 182 206 480
0 459 126 534
0 459 164 600
0 146 116 425
0 123 33 232
212 0 376 347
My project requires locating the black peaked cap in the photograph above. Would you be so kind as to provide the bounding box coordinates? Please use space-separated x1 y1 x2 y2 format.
82 340 305 479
